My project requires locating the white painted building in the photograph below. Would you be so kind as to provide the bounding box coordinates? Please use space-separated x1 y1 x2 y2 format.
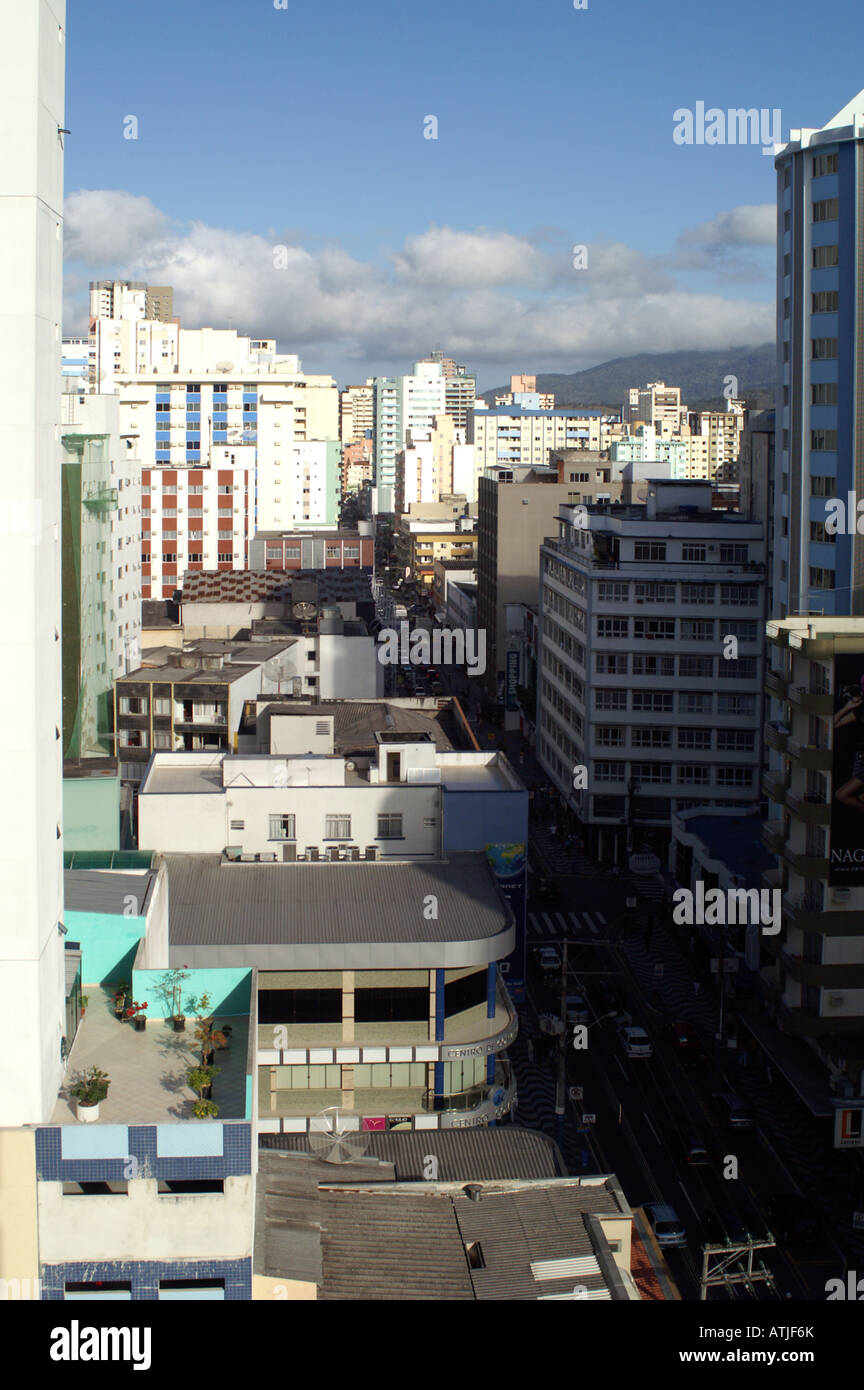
0 0 67 1125
537 480 766 862
374 361 446 513
469 405 611 471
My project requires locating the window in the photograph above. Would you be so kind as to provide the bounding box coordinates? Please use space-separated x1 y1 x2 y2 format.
633 618 675 641
153 697 171 716
595 652 628 674
812 337 838 359
810 475 836 498
119 695 148 715
632 654 675 677
680 691 712 714
678 766 710 785
813 198 839 222
723 621 757 641
809 521 835 545
597 581 629 601
595 689 627 711
268 814 296 841
812 382 838 405
811 430 838 451
596 617 629 639
718 693 755 716
812 291 839 313
324 814 351 840
326 545 341 559
812 244 839 268
344 545 360 558
634 542 666 561
632 690 673 712
65 1282 132 1300
62 1181 129 1196
716 767 754 787
720 584 757 606
157 1180 224 1195
678 727 712 750
681 620 714 642
635 582 675 603
681 583 714 604
813 152 838 176
594 761 626 782
631 762 672 784
596 726 625 746
682 544 706 563
377 814 403 839
631 727 672 748
717 729 755 751
153 732 171 750
809 567 834 590
719 545 748 564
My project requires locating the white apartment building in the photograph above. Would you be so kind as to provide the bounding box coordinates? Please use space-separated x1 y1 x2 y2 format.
137 737 523 860
763 618 864 1084
622 381 686 436
255 439 341 532
374 361 447 513
469 405 610 471
537 481 766 862
0 0 67 1126
141 451 252 600
339 381 375 443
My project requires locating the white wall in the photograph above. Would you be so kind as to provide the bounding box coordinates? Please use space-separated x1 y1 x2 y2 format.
0 0 67 1125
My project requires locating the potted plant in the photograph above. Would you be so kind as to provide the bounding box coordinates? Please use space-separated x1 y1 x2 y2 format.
69 1066 110 1123
189 993 227 1065
192 1099 219 1119
156 967 190 1031
113 981 130 1020
187 1064 219 1103
81 995 88 1016
126 1000 148 1032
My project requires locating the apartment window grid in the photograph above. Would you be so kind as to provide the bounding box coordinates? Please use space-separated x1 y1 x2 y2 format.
377 814 403 839
324 815 352 841
268 814 296 841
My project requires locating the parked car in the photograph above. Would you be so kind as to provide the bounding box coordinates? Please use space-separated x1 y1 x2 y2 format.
618 1024 653 1058
645 1202 687 1248
712 1091 755 1130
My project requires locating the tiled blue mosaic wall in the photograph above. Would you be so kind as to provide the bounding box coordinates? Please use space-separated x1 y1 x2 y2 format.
36 1123 251 1183
40 1258 251 1301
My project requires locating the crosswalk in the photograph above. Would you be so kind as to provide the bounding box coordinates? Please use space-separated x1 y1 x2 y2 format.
528 910 607 939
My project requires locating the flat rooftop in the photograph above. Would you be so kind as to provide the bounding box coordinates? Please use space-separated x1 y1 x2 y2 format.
248 698 474 754
65 868 157 917
162 853 514 968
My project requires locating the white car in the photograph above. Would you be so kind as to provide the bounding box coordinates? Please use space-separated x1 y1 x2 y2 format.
618 1024 653 1058
645 1202 687 1249
537 946 561 972
565 993 590 1025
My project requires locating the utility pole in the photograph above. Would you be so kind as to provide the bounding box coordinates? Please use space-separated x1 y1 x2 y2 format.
555 938 568 1147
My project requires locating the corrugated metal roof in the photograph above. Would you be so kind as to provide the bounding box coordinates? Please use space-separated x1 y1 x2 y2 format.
164 854 511 947
64 869 156 917
259 1127 564 1181
319 1190 474 1300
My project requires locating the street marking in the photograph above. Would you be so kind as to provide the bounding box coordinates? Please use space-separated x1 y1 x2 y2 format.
569 912 583 932
555 913 569 934
644 1112 662 1146
585 914 600 936
677 1180 701 1219
596 911 607 925
614 1055 628 1081
541 913 556 935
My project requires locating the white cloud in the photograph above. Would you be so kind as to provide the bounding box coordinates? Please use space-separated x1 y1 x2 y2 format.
63 189 774 370
679 204 775 247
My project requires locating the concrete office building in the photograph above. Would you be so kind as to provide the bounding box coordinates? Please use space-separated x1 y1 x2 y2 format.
0 0 67 1128
773 87 864 617
537 481 766 861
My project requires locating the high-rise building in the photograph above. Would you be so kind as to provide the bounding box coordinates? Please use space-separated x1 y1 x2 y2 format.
0 0 67 1126
469 404 608 470
773 88 864 618
536 481 766 861
373 362 446 513
339 381 375 443
622 381 685 437
89 279 174 324
424 351 477 429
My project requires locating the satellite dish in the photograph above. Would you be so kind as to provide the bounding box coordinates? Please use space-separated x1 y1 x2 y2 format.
293 602 316 619
215 361 234 373
307 1107 369 1164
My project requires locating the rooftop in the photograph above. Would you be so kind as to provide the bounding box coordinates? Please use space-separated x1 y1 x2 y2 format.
180 569 373 604
259 1126 564 1180
161 853 514 967
247 698 475 755
65 867 158 917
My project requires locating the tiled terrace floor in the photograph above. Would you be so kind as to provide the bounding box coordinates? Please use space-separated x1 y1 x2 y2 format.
53 988 248 1124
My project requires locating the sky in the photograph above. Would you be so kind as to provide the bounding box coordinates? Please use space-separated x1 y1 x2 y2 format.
62 0 864 390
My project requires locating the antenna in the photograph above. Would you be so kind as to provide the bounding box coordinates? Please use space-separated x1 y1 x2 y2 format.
307 1107 369 1164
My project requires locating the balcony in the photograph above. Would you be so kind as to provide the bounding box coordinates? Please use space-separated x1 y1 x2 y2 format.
785 790 830 824
761 821 785 854
786 738 831 770
83 487 118 516
764 721 790 753
765 671 790 700
778 950 864 989
782 845 830 879
762 771 788 804
788 686 833 715
784 897 864 934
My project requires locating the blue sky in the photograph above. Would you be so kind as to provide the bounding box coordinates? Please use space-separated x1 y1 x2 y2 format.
63 0 864 388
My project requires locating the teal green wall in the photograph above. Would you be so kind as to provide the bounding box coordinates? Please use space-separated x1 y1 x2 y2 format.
66 910 145 986
132 967 252 1018
63 776 121 851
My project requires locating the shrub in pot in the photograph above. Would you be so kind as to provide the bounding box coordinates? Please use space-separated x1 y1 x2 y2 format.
187 1064 219 1104
113 982 130 1019
69 1066 110 1122
192 1099 219 1119
155 967 190 1031
189 993 227 1066
126 1000 148 1032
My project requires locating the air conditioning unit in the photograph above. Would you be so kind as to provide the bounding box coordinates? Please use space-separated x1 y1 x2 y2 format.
832 888 851 903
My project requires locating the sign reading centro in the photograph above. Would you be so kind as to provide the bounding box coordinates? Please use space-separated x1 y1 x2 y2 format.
441 1018 518 1061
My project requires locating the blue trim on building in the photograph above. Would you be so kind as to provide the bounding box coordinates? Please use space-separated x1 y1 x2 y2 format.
36 1123 251 1183
486 962 496 1019
40 1258 251 1301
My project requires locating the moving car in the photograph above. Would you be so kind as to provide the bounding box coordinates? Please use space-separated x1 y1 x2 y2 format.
645 1203 687 1248
673 1129 710 1165
712 1091 755 1130
618 1024 653 1058
565 993 590 1026
666 1021 704 1059
537 945 561 972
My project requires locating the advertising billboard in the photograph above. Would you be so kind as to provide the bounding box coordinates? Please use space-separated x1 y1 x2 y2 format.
830 653 864 884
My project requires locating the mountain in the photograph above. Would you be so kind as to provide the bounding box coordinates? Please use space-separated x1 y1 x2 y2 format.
478 345 776 411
